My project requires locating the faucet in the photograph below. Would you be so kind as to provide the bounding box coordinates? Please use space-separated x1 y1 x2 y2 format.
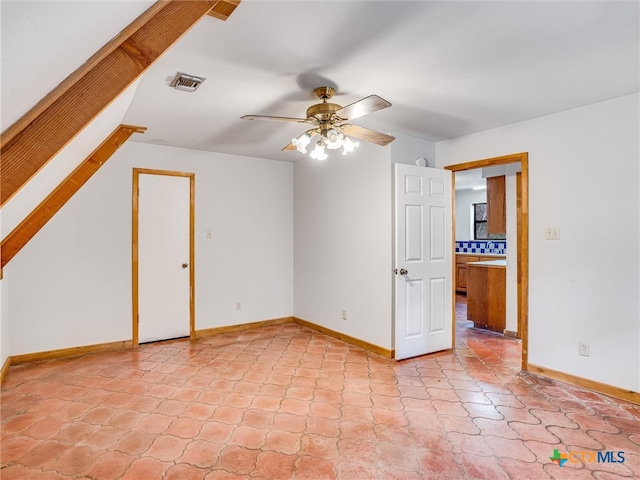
487 241 494 250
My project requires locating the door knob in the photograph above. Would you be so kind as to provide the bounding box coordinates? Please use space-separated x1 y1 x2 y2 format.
182 263 189 269
399 268 408 276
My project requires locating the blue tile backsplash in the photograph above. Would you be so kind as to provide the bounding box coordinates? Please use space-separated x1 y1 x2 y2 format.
455 240 506 255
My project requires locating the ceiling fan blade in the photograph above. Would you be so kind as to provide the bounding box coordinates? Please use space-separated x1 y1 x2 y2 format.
282 129 319 151
340 124 395 146
335 95 391 121
241 114 312 124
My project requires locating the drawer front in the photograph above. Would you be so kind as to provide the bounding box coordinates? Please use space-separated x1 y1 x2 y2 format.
456 255 479 265
477 255 506 262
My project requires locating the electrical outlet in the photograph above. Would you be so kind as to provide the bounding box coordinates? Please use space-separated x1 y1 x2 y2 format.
545 226 560 240
235 302 241 311
578 342 590 357
342 309 347 321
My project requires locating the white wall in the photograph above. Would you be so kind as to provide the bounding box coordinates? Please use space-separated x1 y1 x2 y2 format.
454 188 487 241
0 272 7 369
0 0 152 363
294 142 393 350
437 93 640 391
0 210 7 368
8 142 293 355
390 133 436 166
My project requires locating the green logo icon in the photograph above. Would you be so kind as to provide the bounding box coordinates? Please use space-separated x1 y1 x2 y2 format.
550 449 568 467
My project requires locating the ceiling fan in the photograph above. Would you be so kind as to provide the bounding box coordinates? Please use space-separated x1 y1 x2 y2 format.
241 87 395 160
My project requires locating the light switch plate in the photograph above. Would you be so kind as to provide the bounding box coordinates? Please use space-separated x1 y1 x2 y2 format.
545 226 560 240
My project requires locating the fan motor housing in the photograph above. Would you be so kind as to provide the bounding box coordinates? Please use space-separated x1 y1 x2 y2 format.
306 102 342 121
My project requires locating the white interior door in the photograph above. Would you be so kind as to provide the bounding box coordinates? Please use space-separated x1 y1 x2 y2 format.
394 164 452 360
137 172 192 343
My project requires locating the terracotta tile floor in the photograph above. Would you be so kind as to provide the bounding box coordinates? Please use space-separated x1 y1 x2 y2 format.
1 296 639 479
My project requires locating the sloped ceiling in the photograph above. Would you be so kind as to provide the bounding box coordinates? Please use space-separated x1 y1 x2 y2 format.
0 0 155 130
3 1 639 165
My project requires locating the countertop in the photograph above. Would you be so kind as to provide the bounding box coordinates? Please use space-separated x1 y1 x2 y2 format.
466 259 507 268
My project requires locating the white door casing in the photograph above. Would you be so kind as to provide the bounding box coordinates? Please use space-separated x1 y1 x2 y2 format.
134 170 193 344
394 164 453 360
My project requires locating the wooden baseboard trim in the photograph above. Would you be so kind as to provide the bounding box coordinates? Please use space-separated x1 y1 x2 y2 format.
293 317 394 358
10 340 132 366
1 356 10 383
503 329 519 339
527 363 639 405
4 316 394 375
195 317 293 338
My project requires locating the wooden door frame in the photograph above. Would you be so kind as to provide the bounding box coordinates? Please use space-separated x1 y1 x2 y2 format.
445 152 529 370
132 168 196 346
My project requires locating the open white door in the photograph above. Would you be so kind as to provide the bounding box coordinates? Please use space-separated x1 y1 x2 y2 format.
135 170 193 344
394 164 452 360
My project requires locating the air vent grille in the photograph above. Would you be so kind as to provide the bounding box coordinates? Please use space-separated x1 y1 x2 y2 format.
170 72 206 92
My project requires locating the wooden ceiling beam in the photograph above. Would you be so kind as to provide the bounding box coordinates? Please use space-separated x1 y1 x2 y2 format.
0 125 146 270
0 0 240 207
208 0 240 21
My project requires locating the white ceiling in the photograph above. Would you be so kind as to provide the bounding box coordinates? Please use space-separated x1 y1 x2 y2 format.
2 2 639 163
121 2 637 162
454 169 485 191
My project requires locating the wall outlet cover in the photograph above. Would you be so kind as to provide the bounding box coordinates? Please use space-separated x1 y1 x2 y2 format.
578 342 590 357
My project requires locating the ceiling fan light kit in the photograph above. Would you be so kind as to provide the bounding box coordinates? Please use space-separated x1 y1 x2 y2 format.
309 139 328 161
342 136 359 154
241 86 394 160
294 127 361 160
324 128 344 149
292 133 311 153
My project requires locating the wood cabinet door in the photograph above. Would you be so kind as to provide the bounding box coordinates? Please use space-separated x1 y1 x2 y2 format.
456 265 468 292
467 265 506 333
487 175 506 234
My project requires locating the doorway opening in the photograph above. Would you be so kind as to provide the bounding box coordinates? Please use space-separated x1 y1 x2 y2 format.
445 153 529 371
